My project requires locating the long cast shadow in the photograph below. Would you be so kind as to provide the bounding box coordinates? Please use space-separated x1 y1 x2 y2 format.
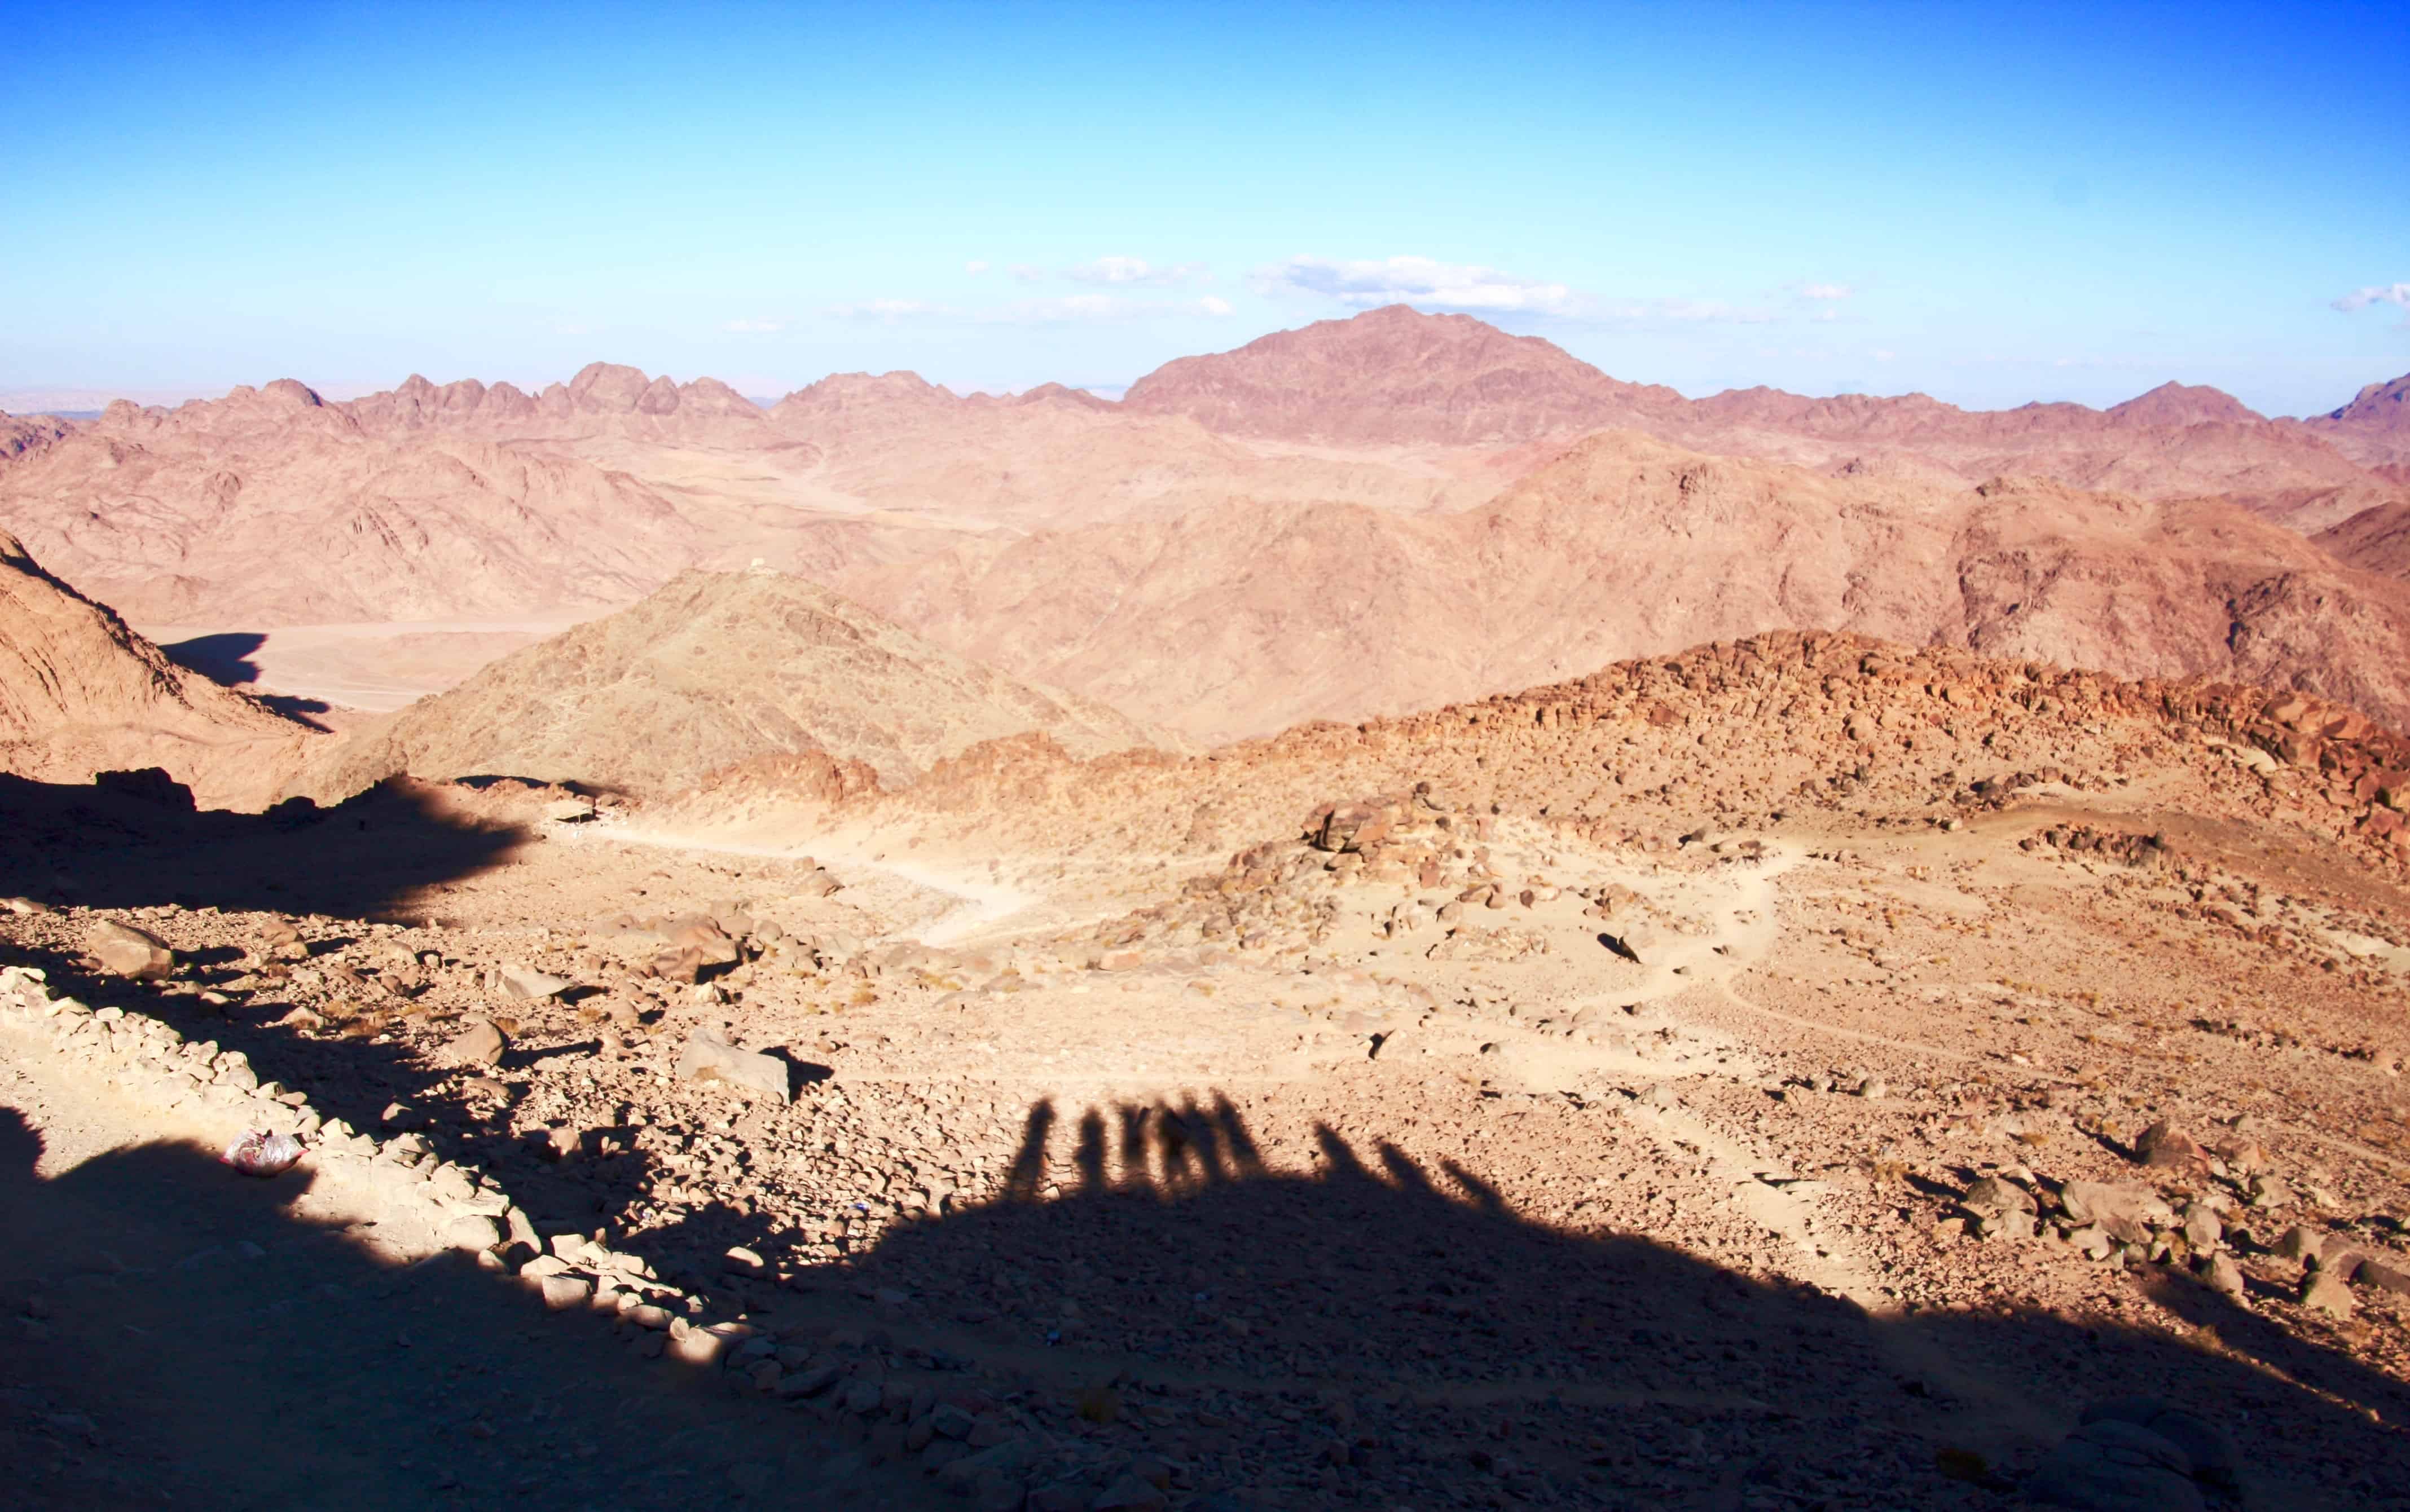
630 1094 2410 1511
0 1107 952 1512
0 768 521 921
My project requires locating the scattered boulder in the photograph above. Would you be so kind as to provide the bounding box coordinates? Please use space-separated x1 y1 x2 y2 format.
89 919 174 980
2301 1268 2354 1319
2023 1416 2205 1511
2274 1226 2324 1264
443 1213 508 1250
648 946 709 984
2136 1121 2212 1176
677 1030 792 1105
1598 924 1656 964
1306 798 1400 854
1961 1175 2038 1239
498 965 572 1000
672 918 741 963
445 1016 507 1067
2198 1251 2246 1302
2057 1181 2175 1244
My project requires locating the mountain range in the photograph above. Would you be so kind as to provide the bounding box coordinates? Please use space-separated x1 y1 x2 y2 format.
2 303 2406 768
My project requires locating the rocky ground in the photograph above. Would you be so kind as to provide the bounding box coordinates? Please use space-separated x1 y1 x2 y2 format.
7 634 2410 1509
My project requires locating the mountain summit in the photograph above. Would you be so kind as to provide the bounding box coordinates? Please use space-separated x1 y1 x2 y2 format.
1121 304 1683 445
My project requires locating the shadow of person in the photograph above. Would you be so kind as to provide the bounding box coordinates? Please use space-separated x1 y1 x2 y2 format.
773 1094 2410 1510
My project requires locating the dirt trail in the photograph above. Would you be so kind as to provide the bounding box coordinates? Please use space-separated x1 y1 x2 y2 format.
600 822 1037 945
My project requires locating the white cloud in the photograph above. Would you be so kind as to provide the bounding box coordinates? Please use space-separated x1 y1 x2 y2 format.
1253 254 1582 315
1795 282 1854 302
1008 263 1046 283
721 318 784 334
825 299 955 322
1064 255 1210 287
823 294 1227 327
964 259 990 275
1609 297 1774 325
1252 255 1781 326
988 294 1229 324
2334 283 2410 312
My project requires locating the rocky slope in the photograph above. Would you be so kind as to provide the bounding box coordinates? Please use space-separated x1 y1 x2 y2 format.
0 409 72 461
287 568 1162 800
829 429 2410 741
12 632 2410 1510
2317 501 2410 578
2307 372 2410 467
0 530 321 806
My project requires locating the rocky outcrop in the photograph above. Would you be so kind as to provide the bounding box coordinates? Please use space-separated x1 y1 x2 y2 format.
0 531 322 808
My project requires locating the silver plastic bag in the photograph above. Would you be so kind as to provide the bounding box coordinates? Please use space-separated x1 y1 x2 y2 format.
222 1129 305 1177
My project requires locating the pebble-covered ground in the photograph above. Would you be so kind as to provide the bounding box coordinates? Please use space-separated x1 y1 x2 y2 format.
8 633 2410 1510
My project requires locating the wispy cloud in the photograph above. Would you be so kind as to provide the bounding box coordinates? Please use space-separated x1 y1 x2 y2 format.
2334 283 2410 312
826 299 955 322
721 318 785 334
964 259 991 275
824 294 1229 327
1063 255 1211 287
1253 254 1582 315
1598 297 1776 326
992 294 1230 324
1784 281 1857 323
1254 254 1782 327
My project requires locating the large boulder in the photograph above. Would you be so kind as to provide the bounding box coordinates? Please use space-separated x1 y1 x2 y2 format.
677 1030 792 1105
89 919 174 980
2057 1181 2175 1244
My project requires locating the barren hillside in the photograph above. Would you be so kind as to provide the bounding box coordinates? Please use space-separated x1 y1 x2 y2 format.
288 568 1163 800
0 530 322 806
830 430 2410 740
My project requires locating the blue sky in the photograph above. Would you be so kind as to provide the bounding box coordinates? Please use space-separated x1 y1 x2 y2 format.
5 1 2404 415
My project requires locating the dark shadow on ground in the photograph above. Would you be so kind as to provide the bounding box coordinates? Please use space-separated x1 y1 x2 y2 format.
0 1104 949 1512
159 631 266 686
608 1096 2410 1511
155 633 333 725
0 769 521 921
